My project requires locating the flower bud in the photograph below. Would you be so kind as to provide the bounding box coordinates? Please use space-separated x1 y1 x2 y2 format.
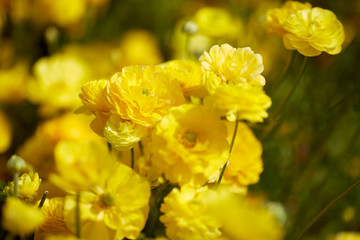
6 155 26 172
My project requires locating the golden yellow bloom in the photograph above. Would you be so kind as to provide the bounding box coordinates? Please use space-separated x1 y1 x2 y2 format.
35 198 74 240
4 171 41 201
45 235 79 240
2 197 45 235
0 110 11 153
332 232 360 240
160 185 221 240
159 60 207 98
222 122 263 193
107 65 185 127
28 53 91 116
266 2 345 56
208 83 271 122
18 114 100 178
64 162 150 240
150 104 228 186
200 44 266 93
205 189 284 240
79 79 111 113
193 7 241 39
50 140 115 192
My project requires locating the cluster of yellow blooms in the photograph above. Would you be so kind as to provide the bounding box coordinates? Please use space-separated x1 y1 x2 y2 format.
0 1 350 239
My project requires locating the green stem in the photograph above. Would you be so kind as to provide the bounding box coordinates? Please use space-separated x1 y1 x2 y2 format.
38 191 48 209
13 172 18 197
217 114 239 187
138 141 144 156
262 56 308 139
76 192 81 239
294 179 360 240
131 148 135 169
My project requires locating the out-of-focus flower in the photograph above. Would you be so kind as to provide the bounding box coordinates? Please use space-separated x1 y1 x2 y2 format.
0 5 4 33
332 232 360 240
150 104 228 186
205 189 284 240
206 83 271 122
266 2 345 56
18 114 100 178
28 53 91 116
107 65 185 127
200 44 266 94
35 198 74 240
193 7 242 39
118 30 163 66
221 122 263 193
50 140 115 192
4 171 41 201
160 185 221 240
64 162 150 240
2 197 45 235
0 61 29 103
159 60 207 97
45 235 79 240
0 110 11 153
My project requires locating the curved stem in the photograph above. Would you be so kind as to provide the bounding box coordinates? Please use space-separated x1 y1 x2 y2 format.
269 51 296 95
294 179 360 240
13 172 18 197
217 114 239 187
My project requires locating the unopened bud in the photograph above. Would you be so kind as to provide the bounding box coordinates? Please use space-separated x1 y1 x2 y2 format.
182 21 198 34
7 155 25 172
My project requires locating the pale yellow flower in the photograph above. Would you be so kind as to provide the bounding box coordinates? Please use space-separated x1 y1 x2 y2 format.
221 122 263 193
332 232 360 240
50 140 116 192
200 44 266 93
208 83 271 122
35 198 74 240
150 104 228 186
64 162 150 240
107 65 185 127
2 197 45 235
28 53 91 116
4 171 41 201
0 110 11 153
160 185 222 240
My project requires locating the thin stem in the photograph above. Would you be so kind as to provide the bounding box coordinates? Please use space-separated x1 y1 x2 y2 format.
217 114 239 187
107 142 112 152
262 56 308 139
131 148 135 169
76 192 81 239
138 141 144 156
294 179 360 240
13 172 19 197
269 51 296 95
38 191 49 209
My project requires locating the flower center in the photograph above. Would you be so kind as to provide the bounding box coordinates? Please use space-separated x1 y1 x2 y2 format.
102 193 116 206
142 88 149 96
183 131 197 148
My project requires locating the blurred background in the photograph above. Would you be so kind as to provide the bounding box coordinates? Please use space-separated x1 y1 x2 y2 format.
0 0 360 239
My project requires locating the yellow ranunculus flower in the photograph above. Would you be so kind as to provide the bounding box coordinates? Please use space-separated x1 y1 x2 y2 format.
222 122 263 193
200 44 265 93
2 197 45 235
266 1 345 56
160 185 222 240
79 79 111 113
35 198 74 240
332 232 360 240
0 110 11 153
150 104 229 186
64 162 150 240
107 65 185 127
50 140 115 192
4 171 41 201
208 83 271 122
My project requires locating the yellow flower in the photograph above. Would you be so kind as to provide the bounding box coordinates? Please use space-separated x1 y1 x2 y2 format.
160 185 222 240
18 114 100 178
200 44 266 93
207 83 271 122
205 189 284 240
35 198 74 240
4 171 41 201
79 79 111 113
104 115 149 150
150 104 229 186
193 7 241 39
2 197 45 235
0 110 11 154
50 140 115 192
45 235 79 240
221 122 263 193
28 53 91 116
107 65 185 127
332 232 360 240
64 162 150 240
159 60 207 97
266 2 345 56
